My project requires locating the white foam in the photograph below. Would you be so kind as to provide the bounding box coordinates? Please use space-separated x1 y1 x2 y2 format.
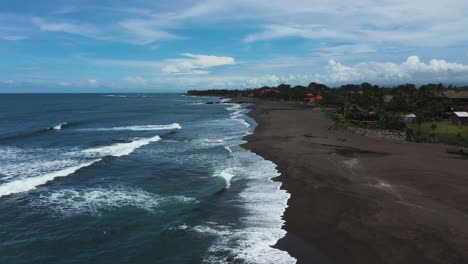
0 160 99 198
32 186 163 216
226 103 252 129
79 123 182 132
0 159 77 181
0 136 162 197
226 104 241 111
178 224 189 230
215 168 235 189
202 150 296 263
192 225 233 236
82 135 161 157
234 117 251 128
192 138 226 148
52 122 67 130
224 145 233 154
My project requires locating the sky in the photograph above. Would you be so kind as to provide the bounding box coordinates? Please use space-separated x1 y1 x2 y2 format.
1 0 468 92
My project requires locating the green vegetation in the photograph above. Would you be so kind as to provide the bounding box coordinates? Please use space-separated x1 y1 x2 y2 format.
324 110 342 121
188 82 468 145
409 121 468 146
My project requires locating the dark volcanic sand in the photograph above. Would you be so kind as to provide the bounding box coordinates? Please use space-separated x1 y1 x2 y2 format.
238 99 468 264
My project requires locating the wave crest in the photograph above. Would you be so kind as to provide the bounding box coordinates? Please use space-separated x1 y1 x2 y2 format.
0 136 162 198
80 123 182 132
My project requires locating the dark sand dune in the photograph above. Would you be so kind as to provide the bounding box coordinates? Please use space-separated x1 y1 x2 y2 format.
239 99 468 264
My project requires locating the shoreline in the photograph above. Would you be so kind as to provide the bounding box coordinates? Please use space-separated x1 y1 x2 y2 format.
237 98 468 264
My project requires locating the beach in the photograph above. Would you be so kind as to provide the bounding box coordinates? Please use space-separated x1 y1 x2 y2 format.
239 99 468 264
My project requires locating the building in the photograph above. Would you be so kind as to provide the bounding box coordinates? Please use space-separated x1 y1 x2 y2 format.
435 90 468 111
403 113 417 124
451 111 468 126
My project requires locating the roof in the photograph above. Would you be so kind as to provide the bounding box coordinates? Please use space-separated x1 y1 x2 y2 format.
403 114 416 118
436 90 468 99
453 111 468 117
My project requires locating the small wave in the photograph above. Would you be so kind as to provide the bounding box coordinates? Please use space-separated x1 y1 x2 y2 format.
231 116 251 128
215 168 235 189
0 122 76 142
226 103 251 129
226 104 241 111
79 123 182 132
50 122 68 130
82 135 161 157
104 94 128 98
224 145 233 154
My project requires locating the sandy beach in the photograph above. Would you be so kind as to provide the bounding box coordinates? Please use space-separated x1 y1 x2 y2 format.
239 99 468 264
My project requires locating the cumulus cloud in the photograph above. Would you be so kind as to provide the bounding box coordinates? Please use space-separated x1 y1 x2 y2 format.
320 56 468 84
162 53 235 75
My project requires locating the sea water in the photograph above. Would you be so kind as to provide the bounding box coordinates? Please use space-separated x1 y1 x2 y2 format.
0 94 295 264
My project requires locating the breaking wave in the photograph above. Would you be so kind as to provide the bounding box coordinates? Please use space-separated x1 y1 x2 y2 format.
82 135 161 157
215 168 235 189
50 122 68 130
0 136 162 198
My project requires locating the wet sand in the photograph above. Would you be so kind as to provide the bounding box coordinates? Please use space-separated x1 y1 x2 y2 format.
239 99 468 264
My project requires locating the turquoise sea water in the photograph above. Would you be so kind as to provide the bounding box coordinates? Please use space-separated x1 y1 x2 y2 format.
0 94 294 264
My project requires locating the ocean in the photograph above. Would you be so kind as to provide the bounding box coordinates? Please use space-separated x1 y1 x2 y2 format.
0 94 295 264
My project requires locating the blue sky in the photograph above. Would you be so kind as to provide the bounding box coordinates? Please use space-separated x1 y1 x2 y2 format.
1 0 468 92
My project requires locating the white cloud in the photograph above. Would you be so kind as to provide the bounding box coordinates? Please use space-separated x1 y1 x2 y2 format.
244 24 354 43
320 56 468 84
0 35 26 41
162 53 235 75
57 81 72 86
32 18 98 37
87 79 99 87
124 76 148 87
119 19 182 45
313 44 377 56
176 0 468 47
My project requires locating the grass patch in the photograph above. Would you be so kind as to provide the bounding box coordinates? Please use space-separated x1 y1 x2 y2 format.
324 110 341 121
409 121 468 145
